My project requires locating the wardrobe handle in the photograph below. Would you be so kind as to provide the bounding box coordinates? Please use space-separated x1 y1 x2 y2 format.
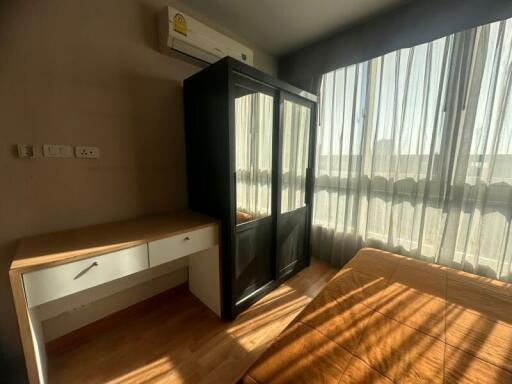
305 168 312 205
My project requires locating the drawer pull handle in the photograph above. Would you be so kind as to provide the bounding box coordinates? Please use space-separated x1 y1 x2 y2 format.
74 261 99 280
184 236 190 241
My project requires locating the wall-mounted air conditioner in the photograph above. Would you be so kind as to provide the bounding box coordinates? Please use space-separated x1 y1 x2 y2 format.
158 6 253 66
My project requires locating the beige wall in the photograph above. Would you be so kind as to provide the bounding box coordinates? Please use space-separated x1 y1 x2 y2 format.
0 0 275 380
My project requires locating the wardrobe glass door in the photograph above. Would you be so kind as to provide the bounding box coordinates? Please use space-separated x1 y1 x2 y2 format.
233 74 276 306
277 94 313 278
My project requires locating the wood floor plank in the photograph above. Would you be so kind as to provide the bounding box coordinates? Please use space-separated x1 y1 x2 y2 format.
47 258 337 384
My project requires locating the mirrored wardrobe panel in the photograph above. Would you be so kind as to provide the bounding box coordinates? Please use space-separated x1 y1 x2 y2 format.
280 99 311 213
234 80 274 225
233 75 276 303
277 94 314 279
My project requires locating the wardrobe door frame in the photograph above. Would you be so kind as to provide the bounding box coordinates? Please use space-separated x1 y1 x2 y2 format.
227 69 280 316
224 58 317 318
275 91 317 282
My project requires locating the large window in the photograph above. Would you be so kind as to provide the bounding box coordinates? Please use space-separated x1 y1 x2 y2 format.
313 17 512 281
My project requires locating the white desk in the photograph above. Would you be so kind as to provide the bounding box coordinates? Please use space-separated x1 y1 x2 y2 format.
10 211 221 384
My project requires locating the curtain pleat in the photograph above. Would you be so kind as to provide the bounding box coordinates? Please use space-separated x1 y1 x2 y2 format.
313 17 512 282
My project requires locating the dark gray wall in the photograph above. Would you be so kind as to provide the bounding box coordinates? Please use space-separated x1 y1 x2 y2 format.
279 0 512 91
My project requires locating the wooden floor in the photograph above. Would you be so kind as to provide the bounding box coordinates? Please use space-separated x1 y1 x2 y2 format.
47 259 337 384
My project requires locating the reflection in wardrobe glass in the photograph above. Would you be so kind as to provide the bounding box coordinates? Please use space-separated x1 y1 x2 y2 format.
281 100 311 213
235 88 273 224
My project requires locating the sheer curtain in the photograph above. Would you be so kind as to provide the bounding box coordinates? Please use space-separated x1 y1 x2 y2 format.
313 17 512 282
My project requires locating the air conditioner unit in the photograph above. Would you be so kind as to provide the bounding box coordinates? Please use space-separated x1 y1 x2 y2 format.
158 6 253 66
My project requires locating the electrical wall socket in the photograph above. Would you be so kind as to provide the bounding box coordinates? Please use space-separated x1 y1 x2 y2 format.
75 146 100 159
43 144 73 158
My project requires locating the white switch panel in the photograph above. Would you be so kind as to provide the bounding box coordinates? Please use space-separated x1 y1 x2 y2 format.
75 146 100 159
17 144 41 159
43 144 73 158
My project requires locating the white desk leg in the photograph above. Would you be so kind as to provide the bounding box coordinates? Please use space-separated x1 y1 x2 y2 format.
27 307 47 383
188 246 221 316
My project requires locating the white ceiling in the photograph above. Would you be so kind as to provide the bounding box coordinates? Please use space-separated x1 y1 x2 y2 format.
183 0 409 56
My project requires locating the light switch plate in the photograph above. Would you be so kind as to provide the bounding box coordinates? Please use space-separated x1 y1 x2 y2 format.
75 146 100 159
43 144 73 158
17 144 38 159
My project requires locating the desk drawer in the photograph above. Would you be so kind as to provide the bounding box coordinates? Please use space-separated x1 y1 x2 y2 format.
148 226 217 268
23 244 148 308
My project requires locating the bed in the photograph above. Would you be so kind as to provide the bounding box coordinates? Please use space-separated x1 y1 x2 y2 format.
240 248 512 383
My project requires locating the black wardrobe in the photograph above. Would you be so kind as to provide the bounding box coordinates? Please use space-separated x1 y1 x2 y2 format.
184 57 317 319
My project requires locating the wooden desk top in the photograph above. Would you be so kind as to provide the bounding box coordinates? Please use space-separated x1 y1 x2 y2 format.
10 210 218 274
